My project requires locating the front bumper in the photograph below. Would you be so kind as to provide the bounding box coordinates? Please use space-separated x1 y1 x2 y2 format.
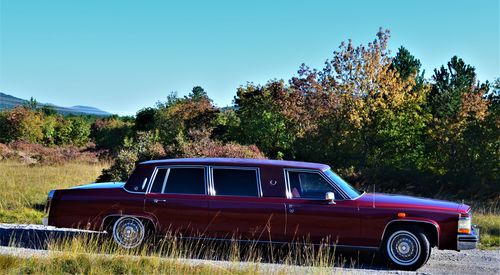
457 225 480 250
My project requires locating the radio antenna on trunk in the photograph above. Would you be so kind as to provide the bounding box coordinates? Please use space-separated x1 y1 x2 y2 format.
372 184 376 208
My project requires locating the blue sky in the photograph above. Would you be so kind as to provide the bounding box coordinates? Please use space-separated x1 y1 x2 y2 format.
0 0 498 115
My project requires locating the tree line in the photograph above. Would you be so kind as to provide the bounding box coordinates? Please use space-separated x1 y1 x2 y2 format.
0 29 498 201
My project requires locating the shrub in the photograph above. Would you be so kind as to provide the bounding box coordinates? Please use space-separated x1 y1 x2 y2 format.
67 117 91 146
0 107 44 143
97 131 165 182
91 118 133 150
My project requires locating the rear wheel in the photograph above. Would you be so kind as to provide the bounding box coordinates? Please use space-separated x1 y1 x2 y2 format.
112 216 145 249
382 226 430 271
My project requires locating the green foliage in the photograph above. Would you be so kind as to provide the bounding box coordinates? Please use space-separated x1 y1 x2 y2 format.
134 107 157 132
97 131 165 182
234 81 298 159
91 117 133 150
0 106 92 146
154 90 218 145
189 86 209 101
67 117 91 146
0 107 44 143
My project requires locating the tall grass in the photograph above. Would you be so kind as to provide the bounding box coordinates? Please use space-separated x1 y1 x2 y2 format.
2 231 358 274
0 161 108 223
0 253 256 274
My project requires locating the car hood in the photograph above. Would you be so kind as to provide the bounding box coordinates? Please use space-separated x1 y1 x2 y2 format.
70 182 125 190
358 193 469 213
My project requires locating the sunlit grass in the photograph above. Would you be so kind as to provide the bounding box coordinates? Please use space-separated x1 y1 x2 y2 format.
1 232 352 274
0 161 108 223
475 213 500 249
0 253 255 275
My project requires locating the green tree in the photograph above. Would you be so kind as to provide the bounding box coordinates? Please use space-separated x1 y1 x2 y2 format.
189 86 209 101
155 91 218 146
134 107 157 132
68 117 91 146
234 81 299 159
91 117 133 150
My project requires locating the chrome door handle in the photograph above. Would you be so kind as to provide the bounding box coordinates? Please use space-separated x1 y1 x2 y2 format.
288 205 295 214
153 199 167 203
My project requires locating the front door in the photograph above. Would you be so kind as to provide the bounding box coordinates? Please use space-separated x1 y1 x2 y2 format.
284 169 360 246
144 166 209 237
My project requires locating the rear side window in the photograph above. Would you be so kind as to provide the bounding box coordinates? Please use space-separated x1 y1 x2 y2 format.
212 168 259 197
150 167 205 194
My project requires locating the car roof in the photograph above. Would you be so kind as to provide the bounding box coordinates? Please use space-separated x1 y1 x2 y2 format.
140 158 330 171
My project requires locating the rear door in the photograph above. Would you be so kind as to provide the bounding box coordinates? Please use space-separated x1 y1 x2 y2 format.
206 167 286 242
144 166 209 236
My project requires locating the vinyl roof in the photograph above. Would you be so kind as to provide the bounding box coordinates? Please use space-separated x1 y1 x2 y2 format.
140 158 331 171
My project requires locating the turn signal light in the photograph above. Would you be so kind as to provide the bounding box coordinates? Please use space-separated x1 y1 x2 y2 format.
458 214 472 234
397 212 406 218
458 228 471 234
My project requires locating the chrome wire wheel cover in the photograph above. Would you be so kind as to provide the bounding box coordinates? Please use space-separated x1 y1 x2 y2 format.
387 230 421 266
113 216 145 249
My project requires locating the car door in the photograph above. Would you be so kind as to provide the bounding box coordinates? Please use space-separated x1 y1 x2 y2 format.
284 169 360 246
144 166 209 237
206 167 287 242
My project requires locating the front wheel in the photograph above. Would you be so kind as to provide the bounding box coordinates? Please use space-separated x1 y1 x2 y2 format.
382 226 431 271
112 216 145 249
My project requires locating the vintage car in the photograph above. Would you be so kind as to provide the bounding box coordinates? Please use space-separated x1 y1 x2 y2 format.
44 158 479 270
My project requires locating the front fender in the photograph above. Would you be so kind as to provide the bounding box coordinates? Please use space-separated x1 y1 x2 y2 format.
381 217 441 247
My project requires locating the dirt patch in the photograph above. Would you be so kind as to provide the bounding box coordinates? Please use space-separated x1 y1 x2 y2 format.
0 141 104 165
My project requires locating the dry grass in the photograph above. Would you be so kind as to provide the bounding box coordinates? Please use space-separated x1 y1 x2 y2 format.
0 161 108 223
0 253 256 275
0 232 349 274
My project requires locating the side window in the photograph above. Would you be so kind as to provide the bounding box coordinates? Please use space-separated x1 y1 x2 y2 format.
150 167 205 194
212 168 259 197
124 166 152 192
288 171 340 199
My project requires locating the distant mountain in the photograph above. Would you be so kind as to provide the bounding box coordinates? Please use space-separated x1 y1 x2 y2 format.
0 92 112 116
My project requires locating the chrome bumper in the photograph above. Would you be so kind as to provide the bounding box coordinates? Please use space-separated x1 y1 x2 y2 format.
457 225 479 250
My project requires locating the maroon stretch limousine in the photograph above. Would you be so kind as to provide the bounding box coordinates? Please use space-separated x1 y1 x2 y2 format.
44 158 479 270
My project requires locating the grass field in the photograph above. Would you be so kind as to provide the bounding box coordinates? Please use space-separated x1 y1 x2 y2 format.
0 160 498 249
0 161 108 224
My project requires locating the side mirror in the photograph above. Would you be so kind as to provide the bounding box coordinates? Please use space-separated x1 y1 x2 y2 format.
325 192 336 204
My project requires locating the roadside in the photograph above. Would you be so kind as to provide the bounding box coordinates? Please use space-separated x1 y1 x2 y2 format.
0 223 498 274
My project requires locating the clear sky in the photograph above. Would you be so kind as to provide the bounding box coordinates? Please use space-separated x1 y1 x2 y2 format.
1 0 499 115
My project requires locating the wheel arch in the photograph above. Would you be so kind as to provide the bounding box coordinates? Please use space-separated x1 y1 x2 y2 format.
381 219 440 248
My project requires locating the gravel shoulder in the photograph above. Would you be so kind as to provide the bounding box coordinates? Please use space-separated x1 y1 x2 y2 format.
0 223 498 274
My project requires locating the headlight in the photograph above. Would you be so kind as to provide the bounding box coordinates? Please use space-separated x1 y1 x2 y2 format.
458 214 471 234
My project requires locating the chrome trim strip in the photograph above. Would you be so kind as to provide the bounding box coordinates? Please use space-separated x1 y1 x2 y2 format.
457 225 479 250
160 168 171 194
146 167 160 194
283 168 349 200
381 219 440 247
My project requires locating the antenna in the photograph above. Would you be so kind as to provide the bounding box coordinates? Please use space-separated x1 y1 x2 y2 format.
372 184 375 208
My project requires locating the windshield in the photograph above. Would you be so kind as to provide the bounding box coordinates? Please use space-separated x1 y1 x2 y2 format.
323 169 362 199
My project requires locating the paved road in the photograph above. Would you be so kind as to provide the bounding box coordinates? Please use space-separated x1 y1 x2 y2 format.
0 223 498 274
